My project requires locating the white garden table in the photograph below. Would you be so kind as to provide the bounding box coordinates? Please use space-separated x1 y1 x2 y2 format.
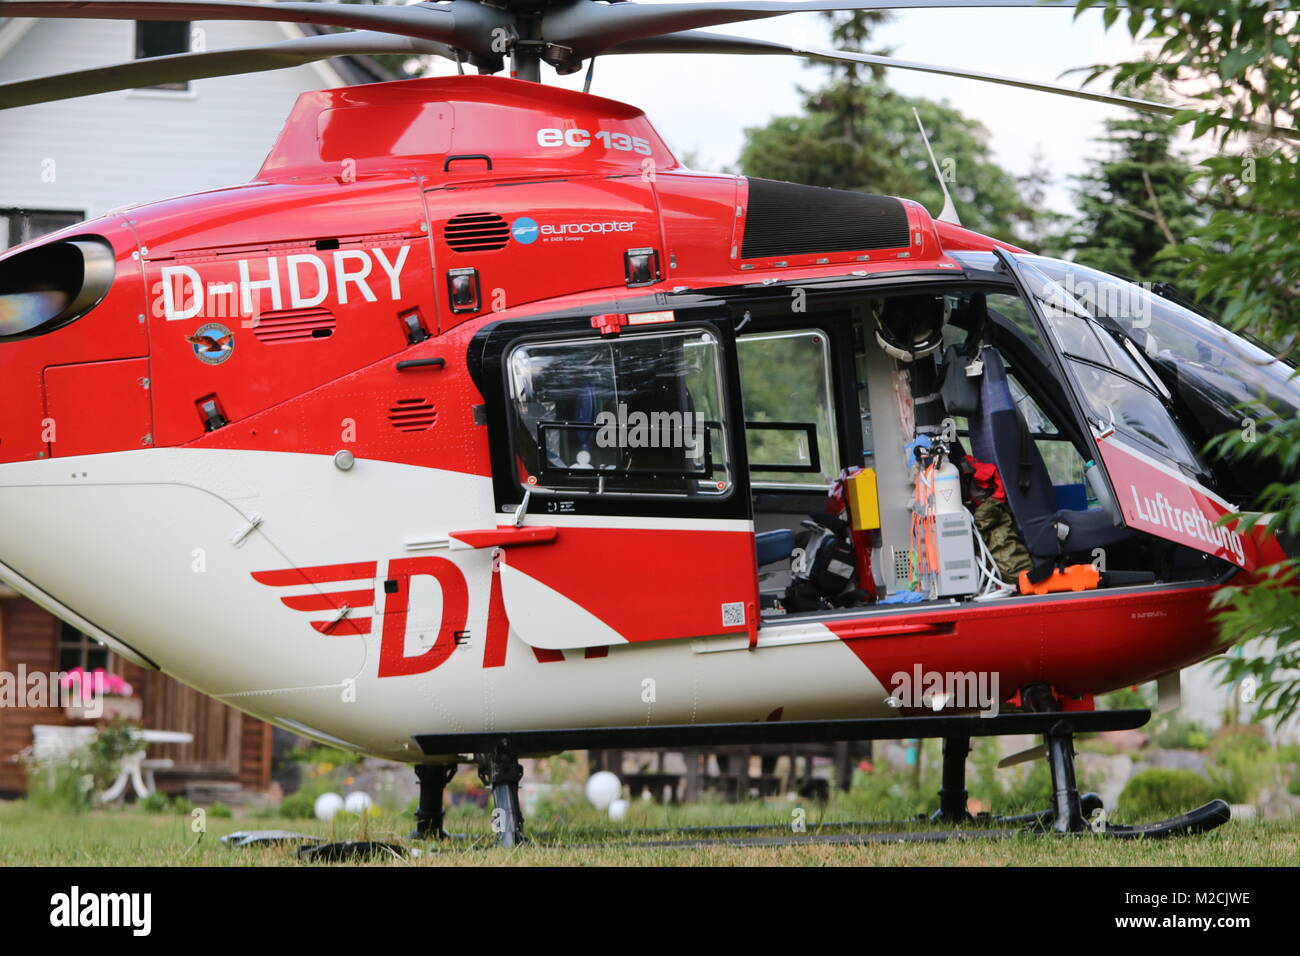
99 728 194 802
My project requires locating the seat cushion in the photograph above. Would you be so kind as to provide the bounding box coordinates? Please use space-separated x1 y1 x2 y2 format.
755 529 796 567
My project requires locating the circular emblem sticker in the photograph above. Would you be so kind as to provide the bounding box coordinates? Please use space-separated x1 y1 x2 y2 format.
187 322 234 365
511 217 539 245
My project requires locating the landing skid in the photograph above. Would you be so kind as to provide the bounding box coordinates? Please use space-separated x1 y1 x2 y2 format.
227 707 1231 860
405 708 1231 850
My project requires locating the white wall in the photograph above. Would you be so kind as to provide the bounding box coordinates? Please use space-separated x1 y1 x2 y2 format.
0 17 348 222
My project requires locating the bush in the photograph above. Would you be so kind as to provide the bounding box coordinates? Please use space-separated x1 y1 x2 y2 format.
278 791 317 820
1205 728 1275 804
24 755 94 813
87 718 140 792
288 745 362 768
1150 715 1211 751
1119 769 1216 821
139 791 171 814
208 802 233 819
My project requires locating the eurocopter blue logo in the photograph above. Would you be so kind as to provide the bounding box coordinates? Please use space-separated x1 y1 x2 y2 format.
512 217 539 245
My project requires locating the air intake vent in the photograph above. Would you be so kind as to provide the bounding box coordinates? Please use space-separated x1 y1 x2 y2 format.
388 398 437 432
741 179 911 259
444 213 510 252
251 307 336 344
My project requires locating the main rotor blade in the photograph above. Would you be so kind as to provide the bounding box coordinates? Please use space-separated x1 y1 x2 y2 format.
546 0 1076 59
609 30 1300 142
0 1 506 56
0 30 456 109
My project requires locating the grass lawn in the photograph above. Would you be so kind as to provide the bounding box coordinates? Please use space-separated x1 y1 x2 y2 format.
2 797 1297 866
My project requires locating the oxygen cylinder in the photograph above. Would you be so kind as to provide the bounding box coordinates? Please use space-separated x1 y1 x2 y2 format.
933 457 963 515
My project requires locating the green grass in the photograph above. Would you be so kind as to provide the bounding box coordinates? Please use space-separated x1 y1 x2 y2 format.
2 797 1297 866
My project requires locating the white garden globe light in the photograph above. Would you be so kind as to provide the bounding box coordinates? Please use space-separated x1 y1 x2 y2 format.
585 771 622 810
344 791 373 815
314 792 344 821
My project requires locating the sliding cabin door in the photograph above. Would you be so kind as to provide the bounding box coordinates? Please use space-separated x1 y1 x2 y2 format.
468 309 759 650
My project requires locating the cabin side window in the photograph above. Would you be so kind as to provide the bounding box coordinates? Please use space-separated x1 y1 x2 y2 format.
506 328 734 498
737 329 841 488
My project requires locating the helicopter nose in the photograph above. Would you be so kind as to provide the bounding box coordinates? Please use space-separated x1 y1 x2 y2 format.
0 231 142 465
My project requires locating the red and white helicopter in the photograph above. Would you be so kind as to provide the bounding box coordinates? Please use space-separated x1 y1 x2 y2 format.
0 0 1295 849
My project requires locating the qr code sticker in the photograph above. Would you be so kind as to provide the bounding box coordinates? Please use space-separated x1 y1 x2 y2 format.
721 602 746 627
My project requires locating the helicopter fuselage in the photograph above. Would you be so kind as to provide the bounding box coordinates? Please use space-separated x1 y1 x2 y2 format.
0 75 1282 761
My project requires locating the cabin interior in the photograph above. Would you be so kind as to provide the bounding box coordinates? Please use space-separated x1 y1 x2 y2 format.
503 276 1232 623
731 281 1226 620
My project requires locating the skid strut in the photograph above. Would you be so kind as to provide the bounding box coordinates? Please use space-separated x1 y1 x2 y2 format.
478 745 526 848
933 735 972 824
411 763 457 840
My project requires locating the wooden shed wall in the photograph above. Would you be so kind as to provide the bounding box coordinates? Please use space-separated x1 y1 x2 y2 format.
0 597 272 795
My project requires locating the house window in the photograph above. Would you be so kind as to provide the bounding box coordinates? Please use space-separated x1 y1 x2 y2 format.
134 22 192 90
57 622 114 674
0 208 85 249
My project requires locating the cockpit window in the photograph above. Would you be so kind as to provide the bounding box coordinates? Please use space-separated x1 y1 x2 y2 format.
1012 255 1206 472
1025 256 1300 426
0 237 115 341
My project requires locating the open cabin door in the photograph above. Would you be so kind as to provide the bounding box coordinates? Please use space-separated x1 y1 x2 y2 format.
995 250 1261 572
466 308 758 650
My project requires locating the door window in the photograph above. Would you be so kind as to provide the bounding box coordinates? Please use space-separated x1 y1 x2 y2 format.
507 328 734 498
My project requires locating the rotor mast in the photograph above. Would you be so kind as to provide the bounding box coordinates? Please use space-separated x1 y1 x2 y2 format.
509 5 543 82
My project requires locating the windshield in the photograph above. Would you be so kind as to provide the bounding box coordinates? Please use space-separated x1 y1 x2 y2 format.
994 254 1206 474
1021 255 1300 426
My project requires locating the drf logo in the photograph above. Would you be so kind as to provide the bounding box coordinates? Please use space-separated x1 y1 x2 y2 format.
253 558 468 678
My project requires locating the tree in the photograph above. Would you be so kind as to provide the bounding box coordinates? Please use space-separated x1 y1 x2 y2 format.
1058 106 1204 284
325 0 432 78
737 13 1043 245
1084 0 1300 723
740 79 1042 244
1017 147 1069 255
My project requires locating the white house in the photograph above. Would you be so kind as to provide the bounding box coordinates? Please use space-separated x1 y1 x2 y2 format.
0 8 411 247
0 6 417 795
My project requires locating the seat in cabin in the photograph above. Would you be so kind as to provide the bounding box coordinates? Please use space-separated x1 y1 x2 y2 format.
755 528 796 567
966 347 1131 560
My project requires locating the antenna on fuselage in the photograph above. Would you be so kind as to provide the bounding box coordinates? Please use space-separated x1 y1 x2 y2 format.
912 107 962 228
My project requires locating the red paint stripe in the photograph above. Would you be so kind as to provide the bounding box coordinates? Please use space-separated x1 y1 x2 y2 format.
311 617 372 635
252 562 376 586
483 569 509 669
279 589 375 611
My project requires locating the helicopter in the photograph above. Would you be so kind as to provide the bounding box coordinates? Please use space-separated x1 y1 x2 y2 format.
1 0 1296 851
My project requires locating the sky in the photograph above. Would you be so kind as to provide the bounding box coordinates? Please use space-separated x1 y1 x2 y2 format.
436 6 1173 218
